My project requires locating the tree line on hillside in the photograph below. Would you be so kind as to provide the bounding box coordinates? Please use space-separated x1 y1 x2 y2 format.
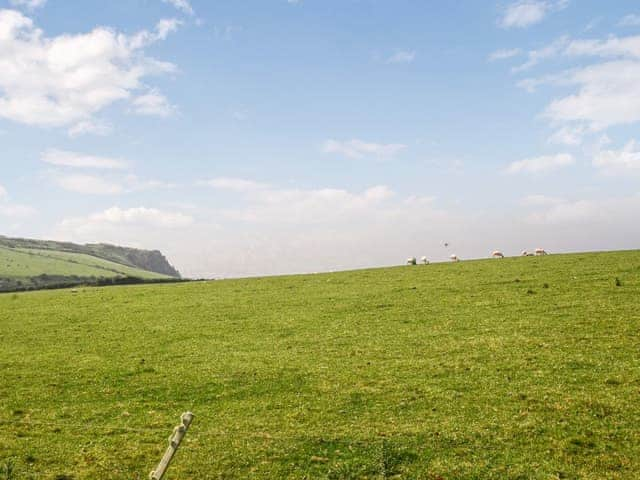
0 274 190 293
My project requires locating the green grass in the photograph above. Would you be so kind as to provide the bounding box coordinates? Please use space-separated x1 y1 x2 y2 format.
14 248 171 280
0 251 639 479
0 245 170 291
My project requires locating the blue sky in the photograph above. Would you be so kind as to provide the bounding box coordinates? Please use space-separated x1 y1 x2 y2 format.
1 0 640 277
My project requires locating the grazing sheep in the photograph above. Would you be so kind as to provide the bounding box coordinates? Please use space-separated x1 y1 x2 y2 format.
535 248 548 256
521 250 529 256
407 257 417 265
492 251 504 259
450 254 460 262
421 256 429 265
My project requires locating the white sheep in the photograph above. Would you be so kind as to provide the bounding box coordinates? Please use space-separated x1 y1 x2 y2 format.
535 248 548 256
450 254 460 262
492 251 504 259
407 257 417 265
421 256 429 265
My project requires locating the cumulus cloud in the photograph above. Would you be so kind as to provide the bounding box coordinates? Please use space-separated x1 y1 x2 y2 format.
9 0 46 10
323 139 407 159
548 125 588 146
387 50 416 64
505 153 575 174
131 89 176 117
198 177 270 192
41 149 177 195
565 35 640 59
0 9 179 129
499 0 568 29
162 0 194 16
515 34 640 73
219 185 396 225
593 140 640 175
488 48 522 61
48 171 176 195
41 149 128 170
513 34 640 143
543 61 640 131
68 120 113 138
56 206 194 245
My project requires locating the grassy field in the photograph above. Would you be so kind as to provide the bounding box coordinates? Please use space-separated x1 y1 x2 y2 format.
0 246 171 291
1 251 639 479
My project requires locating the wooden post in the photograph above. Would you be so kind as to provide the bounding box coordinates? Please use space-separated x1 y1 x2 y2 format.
149 412 194 480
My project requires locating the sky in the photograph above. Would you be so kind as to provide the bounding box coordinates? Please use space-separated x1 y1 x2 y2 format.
1 0 640 278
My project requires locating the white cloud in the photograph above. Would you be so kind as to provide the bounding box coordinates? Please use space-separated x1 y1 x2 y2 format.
565 35 640 59
387 50 416 64
49 171 176 195
512 36 569 72
516 34 640 73
513 34 640 144
162 0 194 16
68 120 113 138
500 0 568 29
323 139 407 159
0 184 6 199
488 48 522 61
501 1 547 28
548 126 588 146
619 14 640 27
156 18 182 40
199 177 269 192
223 185 396 224
543 60 640 130
132 89 176 117
0 10 179 128
58 206 193 242
593 140 640 175
505 153 575 174
9 0 46 11
41 149 128 170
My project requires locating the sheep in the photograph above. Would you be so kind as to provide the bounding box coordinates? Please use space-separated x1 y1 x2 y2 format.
450 254 460 262
535 248 548 256
421 256 429 265
407 257 417 265
492 251 504 259
521 250 529 256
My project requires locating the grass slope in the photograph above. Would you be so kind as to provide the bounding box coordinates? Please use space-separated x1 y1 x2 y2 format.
0 246 171 291
1 251 639 479
0 236 181 278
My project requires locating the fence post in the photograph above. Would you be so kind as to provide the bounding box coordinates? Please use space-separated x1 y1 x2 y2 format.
149 412 194 480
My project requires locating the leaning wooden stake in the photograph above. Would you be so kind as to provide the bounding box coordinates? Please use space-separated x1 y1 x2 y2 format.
149 412 194 480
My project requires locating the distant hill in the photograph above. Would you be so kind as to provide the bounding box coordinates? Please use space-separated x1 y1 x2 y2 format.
0 236 182 292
